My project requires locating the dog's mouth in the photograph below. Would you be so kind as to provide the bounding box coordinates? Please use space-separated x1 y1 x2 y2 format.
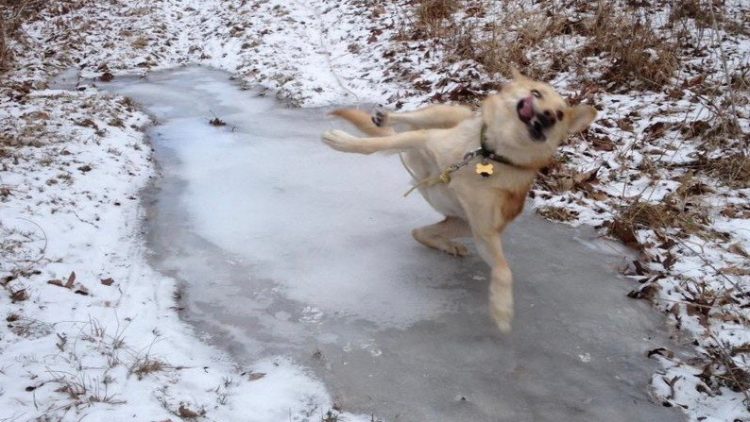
516 96 551 142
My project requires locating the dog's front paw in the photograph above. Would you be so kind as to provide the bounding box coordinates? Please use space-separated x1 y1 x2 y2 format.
489 267 514 334
491 301 513 334
321 129 368 154
371 110 389 127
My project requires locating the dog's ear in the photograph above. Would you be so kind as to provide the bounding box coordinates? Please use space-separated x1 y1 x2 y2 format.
510 67 529 81
567 105 597 134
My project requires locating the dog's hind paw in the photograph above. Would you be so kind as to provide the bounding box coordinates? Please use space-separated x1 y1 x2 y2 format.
447 243 469 257
371 110 389 127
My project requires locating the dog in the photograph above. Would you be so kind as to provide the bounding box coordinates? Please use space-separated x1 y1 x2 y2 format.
322 70 597 332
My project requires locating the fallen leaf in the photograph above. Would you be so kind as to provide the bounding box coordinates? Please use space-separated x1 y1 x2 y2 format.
248 372 266 381
647 348 674 359
721 266 750 276
65 271 76 289
208 117 226 127
100 278 114 286
11 289 28 302
627 283 660 300
728 243 749 258
178 405 201 418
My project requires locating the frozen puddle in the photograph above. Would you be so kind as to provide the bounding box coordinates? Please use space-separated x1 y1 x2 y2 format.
105 67 681 421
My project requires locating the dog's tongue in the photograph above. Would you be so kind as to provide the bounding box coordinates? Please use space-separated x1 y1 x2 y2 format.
519 96 535 121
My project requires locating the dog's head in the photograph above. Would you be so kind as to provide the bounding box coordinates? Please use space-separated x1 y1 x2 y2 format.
481 69 597 163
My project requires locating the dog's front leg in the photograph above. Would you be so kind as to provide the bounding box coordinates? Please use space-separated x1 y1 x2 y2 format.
374 104 473 130
322 129 429 155
459 195 514 333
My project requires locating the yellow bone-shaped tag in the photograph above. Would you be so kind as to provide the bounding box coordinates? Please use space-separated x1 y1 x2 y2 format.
475 162 494 177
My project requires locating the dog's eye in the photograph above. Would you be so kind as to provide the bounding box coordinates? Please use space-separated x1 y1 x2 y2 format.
531 89 542 99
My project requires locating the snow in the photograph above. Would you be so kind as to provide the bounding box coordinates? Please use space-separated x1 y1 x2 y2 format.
0 83 367 421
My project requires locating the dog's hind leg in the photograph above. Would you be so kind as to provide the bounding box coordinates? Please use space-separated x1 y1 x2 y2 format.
373 104 473 130
322 129 428 155
411 217 471 257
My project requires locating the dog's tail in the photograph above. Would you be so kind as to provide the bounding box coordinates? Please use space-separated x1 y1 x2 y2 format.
329 109 395 137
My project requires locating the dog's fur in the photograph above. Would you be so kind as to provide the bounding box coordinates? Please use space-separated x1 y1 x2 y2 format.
322 70 597 332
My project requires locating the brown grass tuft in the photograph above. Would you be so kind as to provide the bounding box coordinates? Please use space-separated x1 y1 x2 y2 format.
537 205 578 222
609 197 710 248
703 154 750 188
669 0 718 28
131 35 149 49
583 9 680 90
0 0 47 72
415 0 457 24
130 357 166 380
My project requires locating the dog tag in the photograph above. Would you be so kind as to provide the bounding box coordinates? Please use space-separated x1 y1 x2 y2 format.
475 162 494 178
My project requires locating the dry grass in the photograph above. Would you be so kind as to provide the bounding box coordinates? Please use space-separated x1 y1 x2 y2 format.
537 205 578 222
404 0 680 87
608 196 711 249
703 154 750 188
415 0 459 28
668 0 747 35
669 0 718 28
130 356 166 380
582 7 680 90
131 35 149 49
0 0 46 72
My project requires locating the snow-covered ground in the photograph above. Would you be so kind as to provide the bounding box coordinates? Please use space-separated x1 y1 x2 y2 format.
1 0 748 420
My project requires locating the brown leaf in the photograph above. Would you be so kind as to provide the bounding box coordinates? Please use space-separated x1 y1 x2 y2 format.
591 135 615 151
647 347 674 359
685 303 710 328
48 279 65 287
589 190 609 201
574 167 600 185
666 88 683 100
178 405 201 418
65 271 76 289
10 289 28 302
633 260 648 276
728 243 749 258
662 253 676 270
607 219 641 250
627 283 660 300
684 75 705 87
100 278 114 286
74 286 89 296
248 372 266 381
721 266 750 276
616 118 634 132
208 117 226 127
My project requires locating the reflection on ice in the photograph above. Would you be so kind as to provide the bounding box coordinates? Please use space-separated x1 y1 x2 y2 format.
107 67 683 422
